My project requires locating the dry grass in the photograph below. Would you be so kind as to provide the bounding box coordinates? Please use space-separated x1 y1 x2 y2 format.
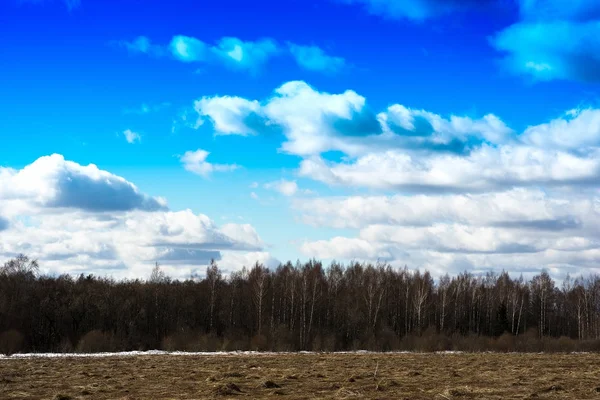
2 352 600 399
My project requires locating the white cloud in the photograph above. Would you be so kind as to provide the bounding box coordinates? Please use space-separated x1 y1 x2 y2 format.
120 35 346 75
117 36 166 57
123 129 141 144
296 188 600 277
380 104 513 145
196 81 515 159
287 43 345 73
197 80 380 156
211 37 279 72
122 35 279 72
0 154 166 212
216 251 280 274
298 145 600 192
522 108 600 150
194 96 263 136
301 237 392 261
170 35 208 62
190 80 600 277
264 179 300 196
294 189 587 230
0 155 269 279
180 149 239 178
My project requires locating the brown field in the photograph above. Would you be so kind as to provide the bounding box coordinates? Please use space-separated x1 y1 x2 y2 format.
2 352 600 399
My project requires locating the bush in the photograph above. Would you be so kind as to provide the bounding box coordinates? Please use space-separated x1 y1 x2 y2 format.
272 325 296 352
76 330 118 353
57 338 74 353
0 330 24 355
377 326 401 352
493 332 515 352
250 334 268 351
514 328 542 352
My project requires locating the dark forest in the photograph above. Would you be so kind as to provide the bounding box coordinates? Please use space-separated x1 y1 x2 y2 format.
2 254 600 355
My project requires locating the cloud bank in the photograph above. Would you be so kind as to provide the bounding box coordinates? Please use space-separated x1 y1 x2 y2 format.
197 80 600 277
0 155 271 278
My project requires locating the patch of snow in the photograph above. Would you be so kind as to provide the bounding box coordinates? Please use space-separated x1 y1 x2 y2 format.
0 350 468 359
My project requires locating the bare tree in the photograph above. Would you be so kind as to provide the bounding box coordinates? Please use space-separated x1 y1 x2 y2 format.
206 259 222 333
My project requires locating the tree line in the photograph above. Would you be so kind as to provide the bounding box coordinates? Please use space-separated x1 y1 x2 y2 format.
2 254 600 354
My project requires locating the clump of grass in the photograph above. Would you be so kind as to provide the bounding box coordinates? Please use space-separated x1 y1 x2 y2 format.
442 386 473 397
213 382 242 396
53 395 74 400
543 384 564 392
262 380 281 389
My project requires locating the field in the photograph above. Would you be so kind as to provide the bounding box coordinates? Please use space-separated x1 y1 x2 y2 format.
2 352 600 399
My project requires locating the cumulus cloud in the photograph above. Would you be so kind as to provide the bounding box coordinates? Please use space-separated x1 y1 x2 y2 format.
0 154 166 212
196 81 514 159
330 0 600 83
0 210 265 278
301 237 392 260
298 145 600 192
123 129 141 144
296 188 600 277
491 20 600 82
264 179 301 196
196 80 382 156
0 155 268 279
180 149 239 178
194 96 263 136
170 35 209 62
215 251 280 274
287 43 345 73
191 80 600 277
294 189 588 230
379 104 513 151
489 0 600 82
195 81 600 195
521 108 600 150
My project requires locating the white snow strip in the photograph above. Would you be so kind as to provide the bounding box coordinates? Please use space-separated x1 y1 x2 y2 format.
0 350 461 359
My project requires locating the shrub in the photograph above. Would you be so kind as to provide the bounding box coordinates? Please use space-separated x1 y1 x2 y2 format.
76 330 118 353
493 332 515 353
250 334 268 351
0 330 24 355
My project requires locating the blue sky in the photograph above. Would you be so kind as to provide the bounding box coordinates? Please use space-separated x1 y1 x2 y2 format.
1 0 600 279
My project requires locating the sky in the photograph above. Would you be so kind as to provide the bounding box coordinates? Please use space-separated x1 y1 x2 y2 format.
1 0 600 280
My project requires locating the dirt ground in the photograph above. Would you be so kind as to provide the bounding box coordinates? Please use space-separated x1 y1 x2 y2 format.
2 352 600 399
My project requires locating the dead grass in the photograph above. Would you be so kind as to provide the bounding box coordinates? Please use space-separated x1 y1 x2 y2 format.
2 353 600 399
